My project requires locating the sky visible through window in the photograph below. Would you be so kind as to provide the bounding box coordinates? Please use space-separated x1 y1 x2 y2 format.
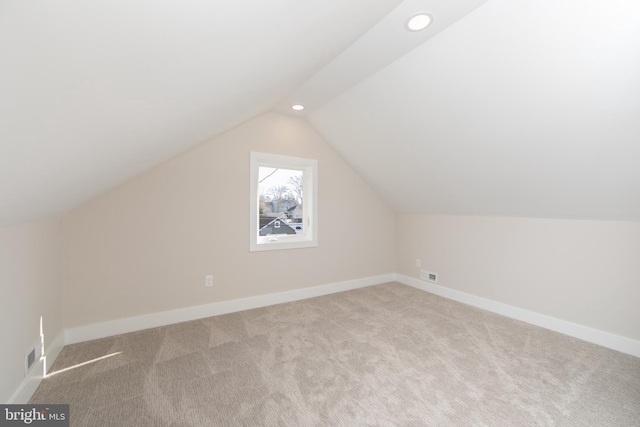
250 152 317 250
258 167 303 234
258 167 302 201
258 168 296 193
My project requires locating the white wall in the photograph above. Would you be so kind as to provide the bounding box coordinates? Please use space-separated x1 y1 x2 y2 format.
396 214 640 341
4 114 639 403
0 219 63 403
62 113 396 329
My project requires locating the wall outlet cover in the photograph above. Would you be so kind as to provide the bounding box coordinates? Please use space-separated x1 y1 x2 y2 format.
205 275 213 287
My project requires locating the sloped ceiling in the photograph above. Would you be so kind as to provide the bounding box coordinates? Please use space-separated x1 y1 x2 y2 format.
2 0 639 227
0 0 402 227
308 0 640 221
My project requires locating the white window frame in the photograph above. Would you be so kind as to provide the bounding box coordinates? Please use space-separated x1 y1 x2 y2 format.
250 151 318 252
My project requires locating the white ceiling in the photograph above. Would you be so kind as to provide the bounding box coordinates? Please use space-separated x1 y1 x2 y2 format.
0 0 401 227
2 0 639 227
309 0 640 221
273 0 487 116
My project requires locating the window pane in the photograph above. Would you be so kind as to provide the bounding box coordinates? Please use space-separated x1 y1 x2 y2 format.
258 167 304 236
250 151 317 252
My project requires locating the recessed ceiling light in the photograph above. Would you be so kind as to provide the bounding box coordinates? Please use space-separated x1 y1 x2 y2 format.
406 13 432 32
291 104 305 111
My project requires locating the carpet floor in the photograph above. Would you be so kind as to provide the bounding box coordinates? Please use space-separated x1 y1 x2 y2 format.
30 282 640 426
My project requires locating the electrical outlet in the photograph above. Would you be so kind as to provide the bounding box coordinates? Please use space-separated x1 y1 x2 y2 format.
415 259 421 268
420 270 438 283
205 275 213 287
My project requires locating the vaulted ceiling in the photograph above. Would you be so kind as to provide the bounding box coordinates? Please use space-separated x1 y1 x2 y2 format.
2 0 639 227
307 0 640 221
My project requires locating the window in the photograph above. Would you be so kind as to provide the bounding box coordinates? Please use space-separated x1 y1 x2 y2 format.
250 152 318 251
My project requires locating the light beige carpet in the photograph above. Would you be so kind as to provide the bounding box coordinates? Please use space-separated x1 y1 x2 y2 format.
30 282 640 426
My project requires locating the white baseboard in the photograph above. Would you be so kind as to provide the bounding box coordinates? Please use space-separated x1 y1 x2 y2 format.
9 273 639 405
396 274 640 358
8 331 65 404
65 274 396 345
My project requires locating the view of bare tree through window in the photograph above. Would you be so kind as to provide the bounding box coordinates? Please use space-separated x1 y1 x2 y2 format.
258 167 304 236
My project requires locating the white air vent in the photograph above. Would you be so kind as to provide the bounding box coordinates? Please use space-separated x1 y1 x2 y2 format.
420 270 438 283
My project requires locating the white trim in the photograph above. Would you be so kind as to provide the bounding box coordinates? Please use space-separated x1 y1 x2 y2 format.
66 274 395 345
10 273 640 403
8 331 65 404
395 274 640 358
250 151 318 252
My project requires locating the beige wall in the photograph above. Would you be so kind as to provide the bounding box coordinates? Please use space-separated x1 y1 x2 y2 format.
0 219 63 403
396 214 640 341
62 113 396 329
